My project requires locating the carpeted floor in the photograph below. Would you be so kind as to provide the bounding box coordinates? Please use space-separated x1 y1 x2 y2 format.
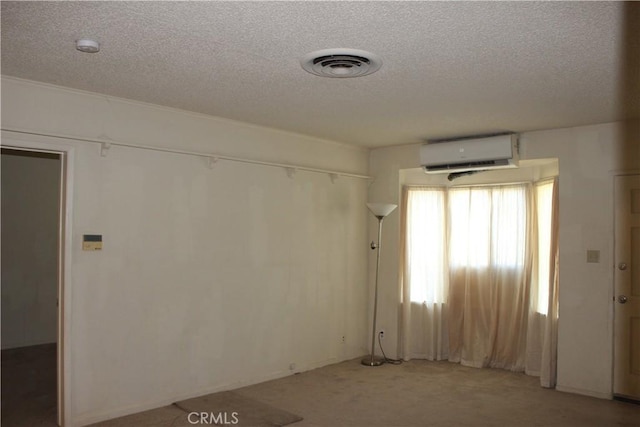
234 358 640 427
93 358 639 427
94 391 303 427
1 343 58 427
4 347 640 426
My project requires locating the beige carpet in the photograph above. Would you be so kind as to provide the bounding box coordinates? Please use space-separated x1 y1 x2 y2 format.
174 391 303 426
7 353 634 427
91 358 640 427
92 392 302 427
90 405 191 427
235 358 640 427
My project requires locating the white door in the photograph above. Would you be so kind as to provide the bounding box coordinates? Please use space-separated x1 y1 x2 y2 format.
614 174 640 400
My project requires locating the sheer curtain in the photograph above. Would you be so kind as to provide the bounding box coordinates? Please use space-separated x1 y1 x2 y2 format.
447 184 532 370
400 187 449 360
400 179 559 386
525 178 560 387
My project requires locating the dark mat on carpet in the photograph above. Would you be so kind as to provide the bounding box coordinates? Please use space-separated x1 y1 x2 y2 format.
173 391 303 427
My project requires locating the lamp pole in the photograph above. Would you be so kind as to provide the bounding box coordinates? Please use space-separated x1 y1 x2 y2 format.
362 202 396 367
362 215 385 366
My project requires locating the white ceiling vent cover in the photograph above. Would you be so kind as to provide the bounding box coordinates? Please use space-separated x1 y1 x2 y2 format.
301 48 382 78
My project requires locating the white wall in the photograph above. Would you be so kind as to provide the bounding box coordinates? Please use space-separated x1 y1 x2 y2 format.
1 151 60 349
2 78 368 174
368 121 639 399
1 77 370 426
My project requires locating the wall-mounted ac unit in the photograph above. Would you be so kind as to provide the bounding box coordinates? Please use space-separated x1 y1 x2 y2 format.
420 134 519 174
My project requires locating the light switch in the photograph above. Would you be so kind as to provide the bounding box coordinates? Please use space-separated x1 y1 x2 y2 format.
83 234 103 251
586 250 600 263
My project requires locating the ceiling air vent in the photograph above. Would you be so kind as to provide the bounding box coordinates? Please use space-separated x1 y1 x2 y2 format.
300 48 382 78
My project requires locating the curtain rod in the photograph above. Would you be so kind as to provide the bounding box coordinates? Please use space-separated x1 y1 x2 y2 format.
1 127 372 180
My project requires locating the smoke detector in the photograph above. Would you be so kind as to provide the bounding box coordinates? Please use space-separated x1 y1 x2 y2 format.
300 48 382 78
76 39 100 53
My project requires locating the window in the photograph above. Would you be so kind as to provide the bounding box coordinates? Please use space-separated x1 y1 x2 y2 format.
406 188 446 304
448 186 527 268
406 182 553 308
402 178 559 374
534 180 555 314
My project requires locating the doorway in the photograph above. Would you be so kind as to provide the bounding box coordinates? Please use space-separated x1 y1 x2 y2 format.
613 174 640 402
1 148 63 426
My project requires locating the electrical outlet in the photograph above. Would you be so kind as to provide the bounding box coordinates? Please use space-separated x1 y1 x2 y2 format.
341 335 345 344
379 329 385 340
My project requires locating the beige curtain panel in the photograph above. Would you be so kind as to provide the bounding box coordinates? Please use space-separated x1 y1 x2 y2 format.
400 178 559 388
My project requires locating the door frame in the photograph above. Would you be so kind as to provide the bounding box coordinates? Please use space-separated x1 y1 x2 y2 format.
1 132 75 426
612 171 640 401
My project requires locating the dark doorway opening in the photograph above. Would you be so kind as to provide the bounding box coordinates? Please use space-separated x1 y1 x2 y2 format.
2 148 62 426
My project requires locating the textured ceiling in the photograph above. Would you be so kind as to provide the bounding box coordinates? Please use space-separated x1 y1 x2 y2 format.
1 1 638 148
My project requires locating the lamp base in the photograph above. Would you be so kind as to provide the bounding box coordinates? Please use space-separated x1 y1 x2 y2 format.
361 355 385 366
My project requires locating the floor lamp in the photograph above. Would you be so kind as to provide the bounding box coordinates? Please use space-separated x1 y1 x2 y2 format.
362 202 397 367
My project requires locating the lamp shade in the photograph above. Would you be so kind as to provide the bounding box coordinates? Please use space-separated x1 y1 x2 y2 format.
366 203 397 218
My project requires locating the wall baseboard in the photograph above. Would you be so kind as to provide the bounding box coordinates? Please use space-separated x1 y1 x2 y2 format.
556 384 612 400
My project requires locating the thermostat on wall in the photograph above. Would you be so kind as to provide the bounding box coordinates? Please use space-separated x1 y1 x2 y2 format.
83 234 103 251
